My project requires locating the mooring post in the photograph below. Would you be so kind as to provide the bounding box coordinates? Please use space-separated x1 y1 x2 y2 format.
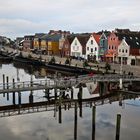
2 74 5 97
18 92 21 105
115 114 121 140
78 84 83 117
29 92 34 103
99 82 104 96
74 102 78 140
58 104 62 124
45 88 50 101
12 78 15 105
71 88 74 99
79 101 82 118
3 74 5 89
54 88 57 100
92 106 96 140
6 76 9 101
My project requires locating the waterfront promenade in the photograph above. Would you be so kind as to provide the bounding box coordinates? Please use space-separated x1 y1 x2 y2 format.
3 47 140 76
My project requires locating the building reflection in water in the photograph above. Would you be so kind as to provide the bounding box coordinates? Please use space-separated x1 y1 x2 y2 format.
0 62 140 140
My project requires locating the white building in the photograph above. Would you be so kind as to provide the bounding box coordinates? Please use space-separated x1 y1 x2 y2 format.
70 35 89 59
118 38 130 64
86 33 100 61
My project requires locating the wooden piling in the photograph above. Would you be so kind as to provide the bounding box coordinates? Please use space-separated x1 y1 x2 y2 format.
54 88 57 100
3 74 5 89
58 105 62 123
3 74 5 97
29 93 34 103
12 79 15 105
6 76 9 101
115 114 121 140
18 92 21 105
74 102 78 140
92 106 96 140
71 88 73 99
79 101 82 117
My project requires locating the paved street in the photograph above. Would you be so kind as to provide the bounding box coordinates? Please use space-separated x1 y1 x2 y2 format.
4 46 140 76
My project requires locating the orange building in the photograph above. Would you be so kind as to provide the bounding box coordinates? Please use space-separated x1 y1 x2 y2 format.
106 31 121 62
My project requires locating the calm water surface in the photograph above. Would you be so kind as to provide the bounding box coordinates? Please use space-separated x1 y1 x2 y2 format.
0 62 140 140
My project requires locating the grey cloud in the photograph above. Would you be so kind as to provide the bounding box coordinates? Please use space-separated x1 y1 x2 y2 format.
0 0 140 39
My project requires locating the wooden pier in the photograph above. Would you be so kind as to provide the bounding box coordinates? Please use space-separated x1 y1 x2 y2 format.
0 74 140 94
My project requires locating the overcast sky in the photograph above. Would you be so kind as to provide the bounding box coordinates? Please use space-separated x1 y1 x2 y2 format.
0 0 140 39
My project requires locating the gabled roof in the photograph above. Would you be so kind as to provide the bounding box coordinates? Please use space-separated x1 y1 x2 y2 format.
66 35 76 44
34 33 46 38
92 33 101 44
117 33 140 48
77 34 90 46
46 34 62 42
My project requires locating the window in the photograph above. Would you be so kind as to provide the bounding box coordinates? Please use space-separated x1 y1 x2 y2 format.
73 46 75 50
115 46 116 49
91 40 93 45
75 40 77 45
77 46 79 50
112 46 113 49
126 49 127 53
119 49 121 52
114 38 115 40
91 48 93 52
109 46 110 49
95 47 97 51
122 49 124 53
136 37 138 40
130 37 132 40
87 47 89 51
136 42 139 45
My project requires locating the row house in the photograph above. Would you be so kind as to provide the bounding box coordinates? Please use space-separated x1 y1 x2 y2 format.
99 31 110 61
106 31 121 62
47 34 62 55
70 34 90 59
23 35 34 51
59 34 75 57
86 33 100 61
118 33 140 65
33 33 46 51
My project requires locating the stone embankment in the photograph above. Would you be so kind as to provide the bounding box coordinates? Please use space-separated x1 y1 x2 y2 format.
4 46 140 76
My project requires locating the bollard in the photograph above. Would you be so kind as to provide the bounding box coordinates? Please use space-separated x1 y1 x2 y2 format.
92 106 96 140
115 114 121 140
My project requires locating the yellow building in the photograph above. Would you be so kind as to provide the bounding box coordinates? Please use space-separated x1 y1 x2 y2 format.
48 41 59 55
